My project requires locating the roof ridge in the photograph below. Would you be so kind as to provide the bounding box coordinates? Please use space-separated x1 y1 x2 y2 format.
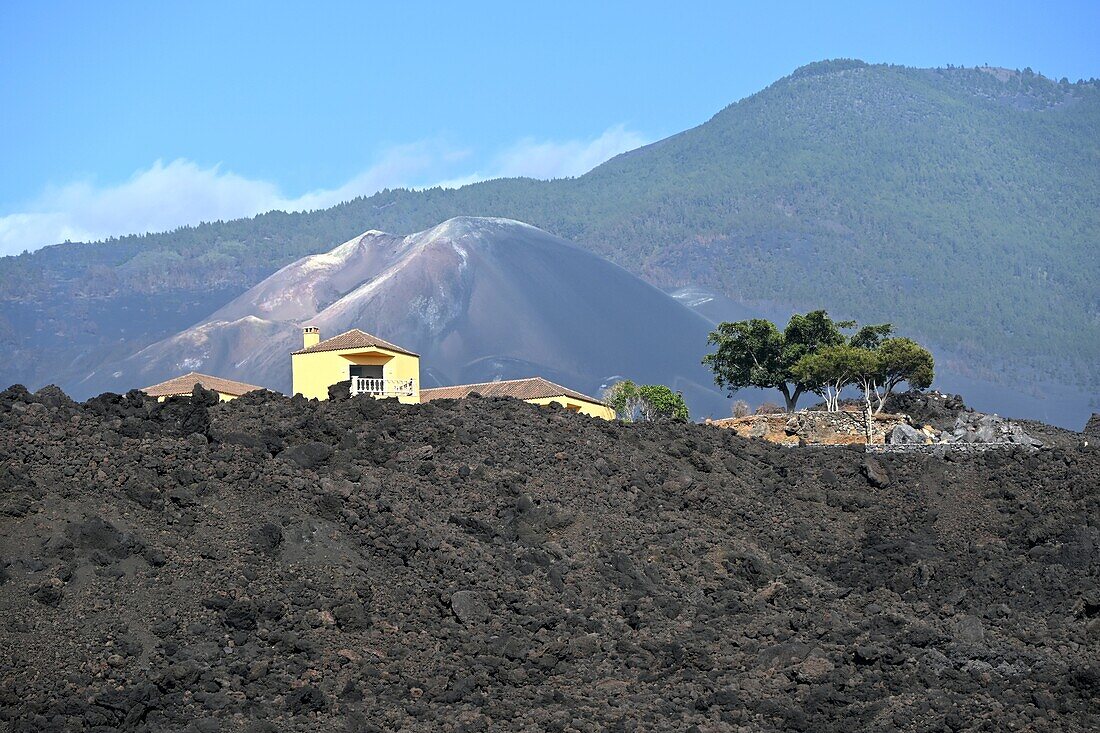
141 372 265 397
421 376 604 405
423 376 550 389
292 327 419 357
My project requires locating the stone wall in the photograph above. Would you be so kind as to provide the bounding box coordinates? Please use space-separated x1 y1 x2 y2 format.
868 443 1028 455
707 409 911 446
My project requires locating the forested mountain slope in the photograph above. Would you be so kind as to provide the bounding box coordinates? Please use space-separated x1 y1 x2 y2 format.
2 60 1097 399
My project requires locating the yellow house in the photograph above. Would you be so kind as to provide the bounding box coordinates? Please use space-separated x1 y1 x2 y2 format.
290 327 613 419
421 377 615 420
141 372 263 402
291 327 421 403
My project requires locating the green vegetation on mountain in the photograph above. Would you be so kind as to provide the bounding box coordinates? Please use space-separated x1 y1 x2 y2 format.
2 60 1098 392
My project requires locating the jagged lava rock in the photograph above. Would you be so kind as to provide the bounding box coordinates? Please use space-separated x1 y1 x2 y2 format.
0 386 1097 732
887 423 926 445
944 413 1043 447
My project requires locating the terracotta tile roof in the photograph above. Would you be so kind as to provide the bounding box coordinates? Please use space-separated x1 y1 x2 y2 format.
292 328 418 357
141 372 264 398
420 377 605 405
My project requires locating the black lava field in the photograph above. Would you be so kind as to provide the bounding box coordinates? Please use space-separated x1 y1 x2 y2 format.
0 385 1097 732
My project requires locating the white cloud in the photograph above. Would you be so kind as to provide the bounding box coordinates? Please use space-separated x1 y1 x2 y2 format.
489 125 648 179
0 126 647 256
286 141 473 212
0 160 282 255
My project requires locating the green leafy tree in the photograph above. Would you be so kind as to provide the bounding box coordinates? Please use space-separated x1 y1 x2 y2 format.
603 380 689 422
793 336 935 439
603 379 642 421
782 311 857 363
636 384 690 422
848 323 894 349
790 322 896 411
791 344 866 412
874 337 934 410
703 310 851 412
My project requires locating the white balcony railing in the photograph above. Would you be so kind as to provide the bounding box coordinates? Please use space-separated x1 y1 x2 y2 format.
350 376 416 397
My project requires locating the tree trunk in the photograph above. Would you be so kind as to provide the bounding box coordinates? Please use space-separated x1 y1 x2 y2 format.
780 384 802 413
779 384 792 412
863 384 873 443
875 380 897 414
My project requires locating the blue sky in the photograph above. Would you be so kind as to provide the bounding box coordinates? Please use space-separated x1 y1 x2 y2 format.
1 0 1098 255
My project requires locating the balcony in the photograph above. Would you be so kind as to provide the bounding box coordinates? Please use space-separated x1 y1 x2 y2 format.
350 376 416 398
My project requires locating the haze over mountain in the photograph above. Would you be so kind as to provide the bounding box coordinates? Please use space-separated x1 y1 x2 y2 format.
79 218 727 415
1 60 1097 424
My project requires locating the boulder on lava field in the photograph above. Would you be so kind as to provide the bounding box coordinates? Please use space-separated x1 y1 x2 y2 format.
887 423 927 445
327 380 352 401
31 385 76 410
884 390 969 430
861 457 892 488
278 441 333 469
942 413 1042 448
450 590 490 625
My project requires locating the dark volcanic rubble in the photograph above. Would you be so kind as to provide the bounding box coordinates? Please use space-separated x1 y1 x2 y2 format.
0 384 1097 732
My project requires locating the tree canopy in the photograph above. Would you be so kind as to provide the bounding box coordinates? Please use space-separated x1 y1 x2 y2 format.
706 312 934 420
702 310 852 411
791 334 934 419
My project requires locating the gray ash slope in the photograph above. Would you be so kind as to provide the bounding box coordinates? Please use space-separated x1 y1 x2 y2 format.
1 385 1098 732
79 217 727 416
